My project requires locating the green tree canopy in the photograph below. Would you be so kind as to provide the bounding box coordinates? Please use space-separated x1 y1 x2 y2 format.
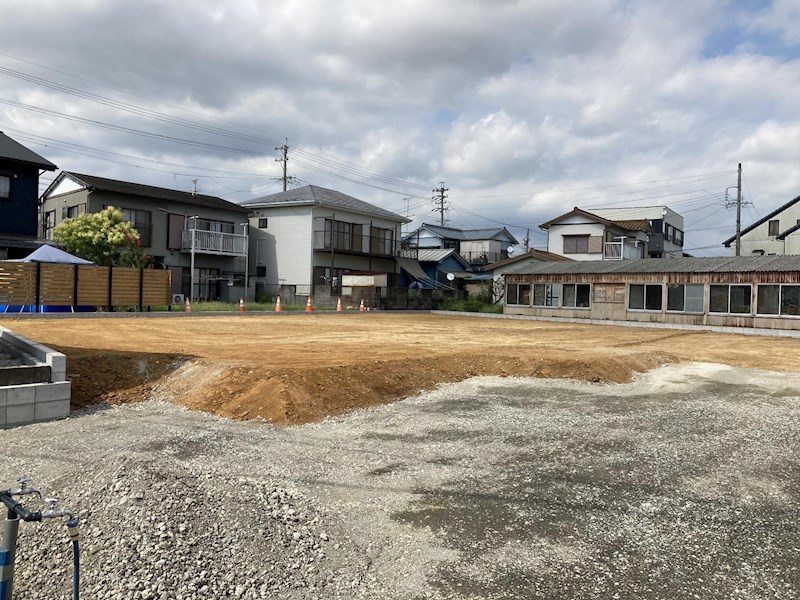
53 206 147 267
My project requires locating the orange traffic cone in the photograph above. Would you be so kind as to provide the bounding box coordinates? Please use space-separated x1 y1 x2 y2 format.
336 297 342 312
359 299 365 312
275 296 282 312
306 296 313 312
239 297 245 312
185 297 192 313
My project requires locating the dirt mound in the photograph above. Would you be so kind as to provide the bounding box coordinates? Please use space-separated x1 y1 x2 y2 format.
146 350 672 426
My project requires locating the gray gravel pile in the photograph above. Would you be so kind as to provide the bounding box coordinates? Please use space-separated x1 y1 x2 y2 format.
11 456 366 599
2 362 799 599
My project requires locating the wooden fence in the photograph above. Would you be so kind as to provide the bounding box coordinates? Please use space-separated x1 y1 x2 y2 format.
0 263 171 311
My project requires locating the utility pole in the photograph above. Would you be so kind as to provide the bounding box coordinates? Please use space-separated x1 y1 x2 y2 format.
523 228 530 252
432 182 449 226
725 163 749 257
735 162 742 257
275 139 293 191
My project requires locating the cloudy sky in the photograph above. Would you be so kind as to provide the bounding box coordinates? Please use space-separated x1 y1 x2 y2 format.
3 0 799 254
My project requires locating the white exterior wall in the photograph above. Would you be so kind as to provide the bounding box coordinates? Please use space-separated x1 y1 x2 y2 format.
546 216 647 260
547 218 605 261
734 203 800 256
249 206 313 287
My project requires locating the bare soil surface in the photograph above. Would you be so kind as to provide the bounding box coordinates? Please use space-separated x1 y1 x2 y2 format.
7 313 800 424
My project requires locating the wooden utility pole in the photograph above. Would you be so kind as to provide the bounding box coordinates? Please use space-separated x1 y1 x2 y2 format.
432 182 448 226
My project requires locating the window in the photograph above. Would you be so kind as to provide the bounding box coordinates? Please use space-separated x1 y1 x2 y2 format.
781 285 800 316
65 204 86 219
196 218 234 233
258 218 268 229
666 284 704 313
629 284 662 311
757 285 780 315
0 175 9 198
121 207 152 247
562 283 591 308
562 235 589 254
533 283 559 306
370 227 394 256
709 284 751 314
506 284 531 306
757 285 800 316
42 210 56 239
768 220 780 236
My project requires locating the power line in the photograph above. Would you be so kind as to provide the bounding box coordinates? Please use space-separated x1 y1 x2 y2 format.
0 58 434 194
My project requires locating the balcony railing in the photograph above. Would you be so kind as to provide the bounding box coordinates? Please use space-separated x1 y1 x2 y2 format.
312 231 399 257
459 251 509 265
181 229 248 256
604 241 642 260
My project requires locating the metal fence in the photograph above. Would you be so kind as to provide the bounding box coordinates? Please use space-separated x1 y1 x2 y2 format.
0 262 172 312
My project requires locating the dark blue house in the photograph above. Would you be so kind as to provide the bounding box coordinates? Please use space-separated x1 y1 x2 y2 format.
0 131 57 259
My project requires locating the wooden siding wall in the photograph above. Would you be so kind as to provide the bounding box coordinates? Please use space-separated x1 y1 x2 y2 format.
504 271 800 331
506 272 800 285
0 263 171 309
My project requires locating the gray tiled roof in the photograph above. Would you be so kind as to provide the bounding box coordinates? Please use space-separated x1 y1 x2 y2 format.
241 185 407 222
0 132 57 170
411 223 519 244
60 173 249 213
509 255 800 276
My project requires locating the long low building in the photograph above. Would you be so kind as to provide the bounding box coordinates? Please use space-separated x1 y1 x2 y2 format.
504 256 800 332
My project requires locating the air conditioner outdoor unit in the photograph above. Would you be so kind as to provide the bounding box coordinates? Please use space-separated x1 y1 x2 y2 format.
172 293 185 305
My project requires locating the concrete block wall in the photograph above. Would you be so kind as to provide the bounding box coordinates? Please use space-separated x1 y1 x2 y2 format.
0 326 71 429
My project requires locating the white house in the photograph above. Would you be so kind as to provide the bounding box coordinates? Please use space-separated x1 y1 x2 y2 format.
591 206 684 258
722 193 800 256
539 208 651 261
240 185 408 300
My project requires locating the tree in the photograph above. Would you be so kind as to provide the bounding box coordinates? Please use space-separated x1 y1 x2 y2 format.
53 206 147 267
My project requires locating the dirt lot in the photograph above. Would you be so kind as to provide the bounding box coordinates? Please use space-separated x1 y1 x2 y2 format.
7 312 800 424
3 313 800 598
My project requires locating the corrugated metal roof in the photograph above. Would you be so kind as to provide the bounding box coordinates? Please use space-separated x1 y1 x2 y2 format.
242 185 407 222
0 132 57 170
414 248 457 262
509 255 800 276
62 172 249 213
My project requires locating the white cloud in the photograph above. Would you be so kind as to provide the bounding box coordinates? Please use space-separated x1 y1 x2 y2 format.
2 0 799 255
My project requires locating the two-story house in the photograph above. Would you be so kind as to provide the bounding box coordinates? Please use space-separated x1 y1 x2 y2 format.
590 206 684 258
722 193 800 256
402 223 519 269
240 185 408 302
539 207 652 261
0 131 57 259
39 172 250 301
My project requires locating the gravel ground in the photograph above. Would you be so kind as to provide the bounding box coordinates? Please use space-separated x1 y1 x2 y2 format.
2 362 800 599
